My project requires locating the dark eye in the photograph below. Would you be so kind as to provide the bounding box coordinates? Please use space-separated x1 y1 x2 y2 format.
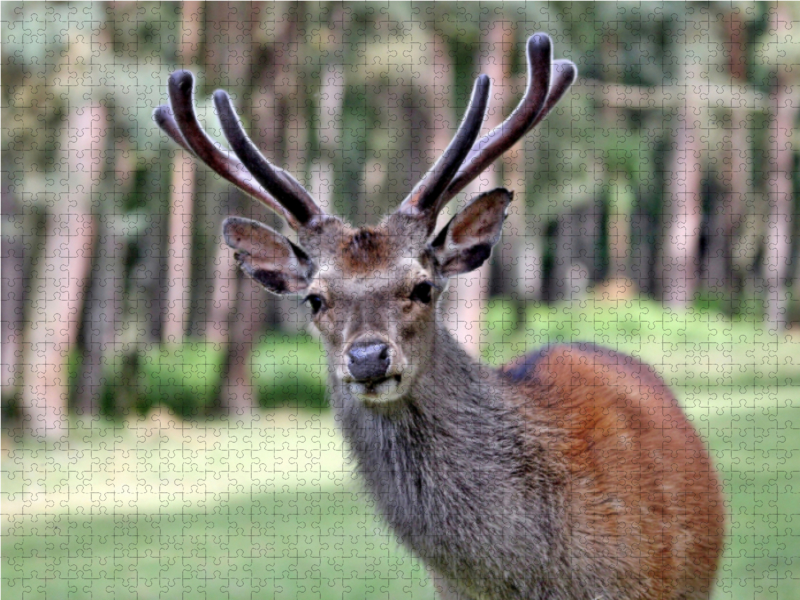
303 294 325 315
409 281 434 304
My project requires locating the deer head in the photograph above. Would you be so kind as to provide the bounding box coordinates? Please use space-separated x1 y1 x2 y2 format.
154 33 576 404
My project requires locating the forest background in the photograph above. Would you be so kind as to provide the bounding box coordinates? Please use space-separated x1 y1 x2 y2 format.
2 2 800 426
3 3 800 599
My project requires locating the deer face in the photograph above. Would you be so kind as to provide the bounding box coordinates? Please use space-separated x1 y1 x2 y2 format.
301 220 440 403
221 187 512 403
154 33 575 403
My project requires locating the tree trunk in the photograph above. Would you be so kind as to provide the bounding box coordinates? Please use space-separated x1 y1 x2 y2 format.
314 5 346 216
275 8 311 333
705 9 750 309
445 23 510 358
197 1 255 344
706 109 749 307
552 204 597 302
509 131 542 302
765 78 797 330
74 216 123 416
21 105 103 438
601 32 633 288
1 186 24 402
607 172 634 284
216 6 299 413
163 1 202 346
498 43 535 304
74 146 135 415
314 58 344 214
206 240 236 345
163 154 195 344
663 100 703 308
763 5 799 330
220 273 261 415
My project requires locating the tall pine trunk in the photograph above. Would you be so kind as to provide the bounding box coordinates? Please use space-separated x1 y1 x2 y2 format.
446 24 510 358
163 1 202 346
21 106 103 438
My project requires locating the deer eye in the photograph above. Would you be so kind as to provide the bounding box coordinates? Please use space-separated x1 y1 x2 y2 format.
409 281 434 304
303 294 325 315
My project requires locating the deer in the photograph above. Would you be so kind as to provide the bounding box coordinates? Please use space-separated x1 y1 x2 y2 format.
155 33 724 600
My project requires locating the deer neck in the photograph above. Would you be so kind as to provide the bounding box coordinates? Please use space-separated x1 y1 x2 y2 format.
332 320 500 428
329 322 563 579
412 321 497 408
330 320 521 499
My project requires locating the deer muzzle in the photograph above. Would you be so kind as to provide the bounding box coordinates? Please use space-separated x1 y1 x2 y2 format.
347 339 391 382
342 338 406 402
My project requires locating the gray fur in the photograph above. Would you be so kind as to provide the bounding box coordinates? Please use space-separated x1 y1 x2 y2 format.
329 325 609 600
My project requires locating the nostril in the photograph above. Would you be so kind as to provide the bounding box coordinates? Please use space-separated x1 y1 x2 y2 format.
347 340 391 382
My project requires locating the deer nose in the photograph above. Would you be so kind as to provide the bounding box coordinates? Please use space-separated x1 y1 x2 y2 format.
347 340 391 382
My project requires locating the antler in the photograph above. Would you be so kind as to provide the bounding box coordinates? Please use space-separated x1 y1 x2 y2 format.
440 35 577 210
155 33 576 234
153 70 322 230
395 33 577 229
397 75 492 219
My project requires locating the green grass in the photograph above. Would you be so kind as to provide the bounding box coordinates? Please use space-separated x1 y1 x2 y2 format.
4 488 431 599
3 411 432 600
4 299 800 599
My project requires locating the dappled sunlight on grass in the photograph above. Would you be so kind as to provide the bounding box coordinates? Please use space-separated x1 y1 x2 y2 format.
2 410 351 518
2 410 434 599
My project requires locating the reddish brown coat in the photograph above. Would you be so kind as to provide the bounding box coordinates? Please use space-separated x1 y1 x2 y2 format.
504 344 725 599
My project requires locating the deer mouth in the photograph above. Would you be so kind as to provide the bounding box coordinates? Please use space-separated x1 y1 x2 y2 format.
346 374 403 401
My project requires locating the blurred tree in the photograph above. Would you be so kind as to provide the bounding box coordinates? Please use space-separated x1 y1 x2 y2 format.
760 4 800 330
662 11 705 308
22 105 103 438
74 131 134 415
435 20 512 357
164 1 203 346
703 6 752 308
1 185 24 403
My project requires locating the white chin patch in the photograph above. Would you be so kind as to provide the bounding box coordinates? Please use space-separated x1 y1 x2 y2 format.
347 375 403 403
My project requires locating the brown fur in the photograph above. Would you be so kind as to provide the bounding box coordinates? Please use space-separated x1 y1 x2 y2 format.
341 228 393 272
503 344 725 599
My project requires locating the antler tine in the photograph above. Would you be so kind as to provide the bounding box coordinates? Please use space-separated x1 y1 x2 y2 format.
526 59 578 133
438 34 578 209
157 70 299 228
153 105 196 156
438 34 552 209
213 89 322 227
396 74 492 224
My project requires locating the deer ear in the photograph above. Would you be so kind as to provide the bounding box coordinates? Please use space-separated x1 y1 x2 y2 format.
430 188 512 277
222 217 313 294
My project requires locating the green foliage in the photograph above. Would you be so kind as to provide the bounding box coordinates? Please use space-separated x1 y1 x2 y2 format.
251 335 327 409
54 297 795 418
2 2 179 207
68 299 799 418
138 342 225 417
483 296 800 389
75 335 327 417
